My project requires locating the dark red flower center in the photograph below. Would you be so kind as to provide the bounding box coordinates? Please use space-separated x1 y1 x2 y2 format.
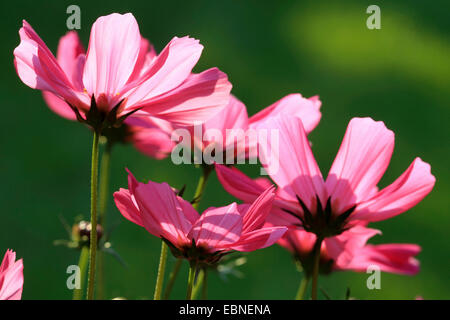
283 195 356 238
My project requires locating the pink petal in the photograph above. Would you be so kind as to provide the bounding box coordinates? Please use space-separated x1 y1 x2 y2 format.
0 250 15 274
113 169 144 226
189 203 242 250
128 37 157 82
193 95 250 160
42 31 86 120
278 228 318 255
254 177 274 190
249 94 322 134
0 250 24 300
14 21 87 108
56 31 85 87
203 95 248 144
125 36 203 106
126 116 175 159
336 225 381 252
344 244 421 275
229 226 287 252
238 186 275 233
215 164 306 226
125 115 173 132
125 168 139 191
353 158 435 222
327 226 381 268
113 188 144 227
259 116 326 211
325 118 395 214
135 68 231 125
83 13 141 104
133 179 192 247
308 95 322 109
42 91 77 120
177 197 200 225
265 205 304 226
215 164 268 203
130 126 175 160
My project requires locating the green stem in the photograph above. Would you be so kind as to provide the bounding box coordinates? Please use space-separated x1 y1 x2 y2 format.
191 269 204 300
163 259 183 300
192 165 213 210
73 246 89 300
97 142 112 300
186 261 197 300
86 129 100 300
201 269 208 300
295 276 310 300
154 241 168 300
99 142 112 225
96 252 105 300
311 236 324 300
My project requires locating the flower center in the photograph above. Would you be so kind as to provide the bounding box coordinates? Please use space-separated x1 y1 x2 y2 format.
283 195 356 238
162 238 230 267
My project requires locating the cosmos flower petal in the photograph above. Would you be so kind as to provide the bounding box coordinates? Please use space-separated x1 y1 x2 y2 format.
215 164 269 203
259 116 326 210
229 226 287 252
238 186 275 234
325 117 394 213
343 243 421 275
125 36 203 106
113 188 144 227
83 13 141 100
189 203 242 249
13 20 87 108
135 68 232 125
352 157 435 222
132 176 192 246
249 93 322 134
0 250 24 300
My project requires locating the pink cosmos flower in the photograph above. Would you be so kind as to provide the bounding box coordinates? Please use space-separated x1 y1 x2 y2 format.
216 116 435 236
113 170 286 264
0 250 24 300
125 116 175 160
14 13 231 127
33 30 178 159
279 225 420 276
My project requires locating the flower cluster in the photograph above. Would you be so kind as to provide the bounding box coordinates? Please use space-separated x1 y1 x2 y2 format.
7 12 435 300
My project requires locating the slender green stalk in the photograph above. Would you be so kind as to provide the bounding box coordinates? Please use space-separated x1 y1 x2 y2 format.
191 269 204 300
295 276 310 300
163 259 183 300
201 269 208 300
154 241 168 300
96 250 105 299
97 142 112 300
311 236 324 300
98 142 112 225
73 246 89 300
86 129 100 300
186 261 198 300
192 165 213 210
189 167 212 299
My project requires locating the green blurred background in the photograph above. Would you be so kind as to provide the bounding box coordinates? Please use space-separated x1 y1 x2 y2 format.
0 0 449 299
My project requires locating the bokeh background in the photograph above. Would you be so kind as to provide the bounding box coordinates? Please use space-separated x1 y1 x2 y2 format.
1 0 449 300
